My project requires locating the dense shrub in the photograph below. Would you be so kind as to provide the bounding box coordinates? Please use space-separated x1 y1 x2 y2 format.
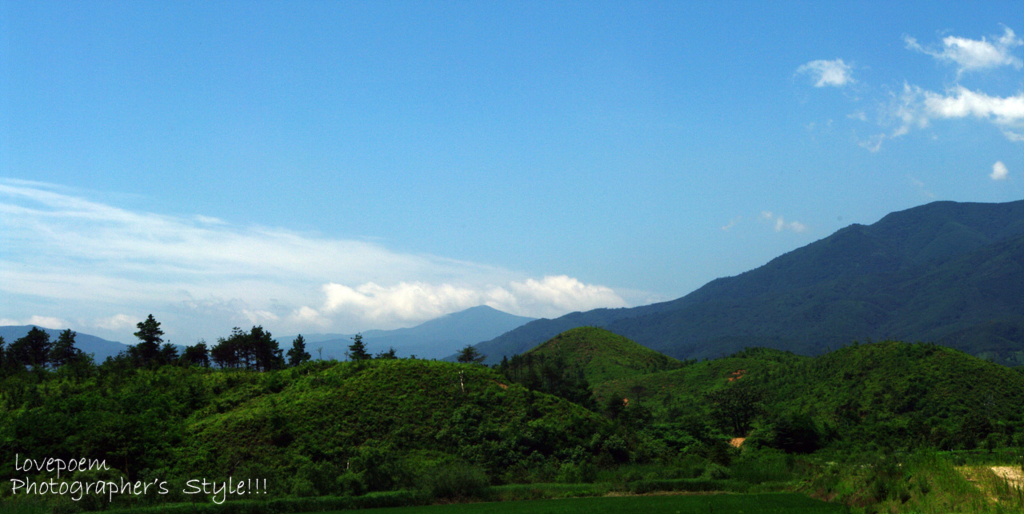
417 462 489 500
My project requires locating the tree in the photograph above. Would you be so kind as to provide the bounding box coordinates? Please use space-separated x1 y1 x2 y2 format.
181 341 210 367
629 385 648 408
10 327 52 370
0 336 7 375
347 333 370 361
131 314 164 366
159 343 180 364
48 329 84 368
706 385 765 437
374 346 398 360
211 331 242 369
250 326 284 371
457 344 486 364
210 326 284 371
287 335 311 367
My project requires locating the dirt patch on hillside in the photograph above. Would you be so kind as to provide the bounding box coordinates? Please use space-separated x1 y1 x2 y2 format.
991 466 1024 488
727 370 746 382
958 466 1024 505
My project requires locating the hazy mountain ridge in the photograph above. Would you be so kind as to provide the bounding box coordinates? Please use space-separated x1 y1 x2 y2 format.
473 200 1024 365
0 326 131 363
282 305 535 360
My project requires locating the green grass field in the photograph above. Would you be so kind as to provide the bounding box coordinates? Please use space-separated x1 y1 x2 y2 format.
336 493 848 514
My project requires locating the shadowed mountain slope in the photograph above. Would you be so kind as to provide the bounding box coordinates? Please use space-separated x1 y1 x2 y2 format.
473 200 1024 365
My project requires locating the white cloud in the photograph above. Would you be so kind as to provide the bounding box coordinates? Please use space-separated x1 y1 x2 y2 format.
796 59 854 87
319 281 484 322
921 86 1024 124
905 27 1023 75
908 176 937 199
858 134 886 152
991 161 1009 181
0 315 70 329
802 27 1024 152
508 275 627 317
93 314 136 330
308 275 627 324
720 217 741 231
242 309 279 324
877 84 1024 146
0 180 632 340
760 211 807 233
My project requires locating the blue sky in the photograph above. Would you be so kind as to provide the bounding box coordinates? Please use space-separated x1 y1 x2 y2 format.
2 1 1022 346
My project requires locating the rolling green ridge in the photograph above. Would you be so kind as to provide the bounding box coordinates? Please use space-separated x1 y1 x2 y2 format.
0 357 643 511
180 358 607 481
472 200 1024 365
4 326 1024 513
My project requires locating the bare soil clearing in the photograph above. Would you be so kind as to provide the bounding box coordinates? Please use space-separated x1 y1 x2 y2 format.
991 466 1024 488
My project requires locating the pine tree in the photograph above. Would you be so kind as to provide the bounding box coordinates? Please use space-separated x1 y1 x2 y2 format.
48 329 84 368
287 334 311 366
250 326 284 371
347 333 370 361
10 327 52 370
457 344 486 364
182 341 210 367
131 314 164 366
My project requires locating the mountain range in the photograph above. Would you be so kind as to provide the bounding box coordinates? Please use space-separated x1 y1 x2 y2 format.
6 200 1024 367
0 326 132 363
471 200 1024 365
0 305 535 364
278 304 535 360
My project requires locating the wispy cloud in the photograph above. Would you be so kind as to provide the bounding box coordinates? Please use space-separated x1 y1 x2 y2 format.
0 180 629 340
760 211 807 233
797 59 855 87
94 314 136 331
802 26 1024 151
886 84 1024 144
991 161 1009 181
905 27 1023 75
909 176 936 199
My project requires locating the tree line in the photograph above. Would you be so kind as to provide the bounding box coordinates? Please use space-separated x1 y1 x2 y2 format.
0 314 493 376
0 315 316 375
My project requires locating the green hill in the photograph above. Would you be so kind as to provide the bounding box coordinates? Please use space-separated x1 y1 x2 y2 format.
4 336 1024 512
586 340 1024 450
181 359 606 481
0 358 623 507
520 327 687 385
594 347 806 416
755 341 1024 449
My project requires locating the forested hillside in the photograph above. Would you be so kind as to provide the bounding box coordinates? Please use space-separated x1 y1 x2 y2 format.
3 324 1024 513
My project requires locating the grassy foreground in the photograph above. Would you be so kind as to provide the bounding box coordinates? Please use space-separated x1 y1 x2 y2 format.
338 493 848 514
